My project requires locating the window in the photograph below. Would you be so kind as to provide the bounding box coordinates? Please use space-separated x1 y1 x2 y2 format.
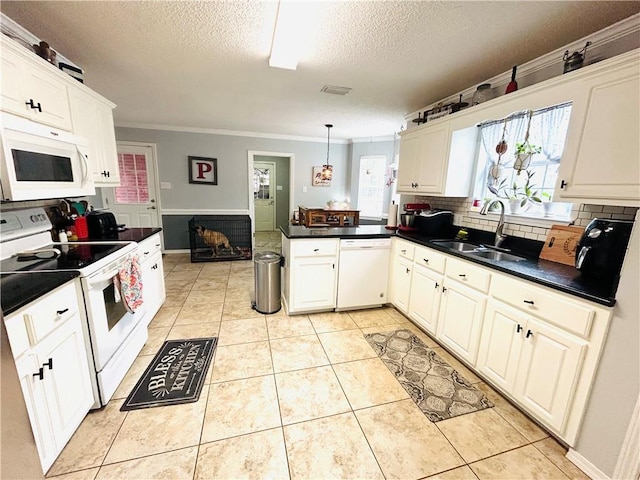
115 153 149 204
472 103 573 218
357 155 386 218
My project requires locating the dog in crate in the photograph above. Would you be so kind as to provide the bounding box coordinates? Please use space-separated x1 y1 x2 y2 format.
194 225 236 256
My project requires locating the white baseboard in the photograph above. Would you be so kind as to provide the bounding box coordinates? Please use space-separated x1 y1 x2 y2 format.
163 249 191 254
566 449 610 480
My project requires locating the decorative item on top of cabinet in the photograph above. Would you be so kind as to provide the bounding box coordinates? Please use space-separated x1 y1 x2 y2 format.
555 49 639 205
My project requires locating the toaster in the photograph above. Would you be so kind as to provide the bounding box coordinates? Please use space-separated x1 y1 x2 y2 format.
86 211 119 239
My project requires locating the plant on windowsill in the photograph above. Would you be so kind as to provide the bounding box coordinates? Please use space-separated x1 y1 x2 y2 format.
488 169 542 214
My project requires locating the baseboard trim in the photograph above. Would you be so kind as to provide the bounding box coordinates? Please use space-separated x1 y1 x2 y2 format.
566 449 610 480
163 249 191 254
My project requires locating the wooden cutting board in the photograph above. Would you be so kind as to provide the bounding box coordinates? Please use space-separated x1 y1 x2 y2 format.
539 225 585 266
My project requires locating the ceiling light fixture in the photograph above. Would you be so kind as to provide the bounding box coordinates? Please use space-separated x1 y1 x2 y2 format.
322 124 333 181
269 1 306 70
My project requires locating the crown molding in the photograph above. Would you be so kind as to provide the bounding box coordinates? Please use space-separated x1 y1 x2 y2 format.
115 122 350 144
405 13 640 122
350 135 396 143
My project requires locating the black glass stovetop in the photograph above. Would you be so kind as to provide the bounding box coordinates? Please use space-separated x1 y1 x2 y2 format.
0 242 130 273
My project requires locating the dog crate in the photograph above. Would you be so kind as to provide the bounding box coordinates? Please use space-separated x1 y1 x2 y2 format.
189 215 252 262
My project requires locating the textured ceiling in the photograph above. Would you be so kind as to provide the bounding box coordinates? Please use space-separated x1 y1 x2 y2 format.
1 1 638 140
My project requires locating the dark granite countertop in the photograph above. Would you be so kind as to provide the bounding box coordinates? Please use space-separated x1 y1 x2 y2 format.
112 227 163 243
278 223 616 307
280 225 393 239
70 227 163 244
1 271 80 316
397 231 616 307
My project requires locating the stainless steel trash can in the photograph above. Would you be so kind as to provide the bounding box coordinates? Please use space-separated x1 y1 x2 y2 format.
252 251 282 314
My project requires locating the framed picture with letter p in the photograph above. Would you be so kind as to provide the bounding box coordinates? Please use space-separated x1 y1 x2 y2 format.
189 156 218 185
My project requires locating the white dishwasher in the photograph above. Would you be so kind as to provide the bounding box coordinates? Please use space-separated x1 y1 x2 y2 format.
337 238 391 310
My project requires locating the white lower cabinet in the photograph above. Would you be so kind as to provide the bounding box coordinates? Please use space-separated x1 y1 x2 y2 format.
392 237 612 445
436 277 486 364
391 257 413 313
137 233 165 324
407 264 441 334
477 299 588 432
5 280 93 473
282 237 339 314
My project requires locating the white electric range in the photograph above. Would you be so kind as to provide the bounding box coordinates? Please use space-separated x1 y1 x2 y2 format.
0 208 148 408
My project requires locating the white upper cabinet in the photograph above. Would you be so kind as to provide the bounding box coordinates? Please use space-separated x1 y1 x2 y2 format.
68 88 120 186
397 122 475 196
555 51 640 205
1 35 120 187
0 39 71 130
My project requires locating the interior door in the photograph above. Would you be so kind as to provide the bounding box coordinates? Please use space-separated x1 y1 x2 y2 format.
102 143 160 228
254 161 276 231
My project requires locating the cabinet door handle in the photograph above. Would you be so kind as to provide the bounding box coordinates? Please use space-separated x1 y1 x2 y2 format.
423 258 429 263
147 206 156 210
56 308 69 315
442 286 447 293
43 358 53 370
26 99 42 112
560 180 567 189
332 264 335 269
523 300 534 305
105 171 110 177
516 324 523 333
434 282 439 289
313 248 319 252
401 249 406 254
151 264 158 269
458 274 466 278
33 367 44 381
405 267 410 273
526 329 534 338
144 251 150 255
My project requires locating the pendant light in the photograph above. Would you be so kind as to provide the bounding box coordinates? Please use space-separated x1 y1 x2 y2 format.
321 124 333 181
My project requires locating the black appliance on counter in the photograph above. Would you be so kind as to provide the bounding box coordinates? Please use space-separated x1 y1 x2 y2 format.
575 218 633 285
86 211 118 239
413 210 454 237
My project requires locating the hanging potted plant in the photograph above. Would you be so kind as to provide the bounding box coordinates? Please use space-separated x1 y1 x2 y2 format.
513 110 541 175
514 141 542 175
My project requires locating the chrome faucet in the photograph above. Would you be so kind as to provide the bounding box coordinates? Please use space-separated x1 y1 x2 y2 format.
480 199 507 248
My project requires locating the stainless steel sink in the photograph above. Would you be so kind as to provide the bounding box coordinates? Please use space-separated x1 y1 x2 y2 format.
431 240 479 252
467 250 526 262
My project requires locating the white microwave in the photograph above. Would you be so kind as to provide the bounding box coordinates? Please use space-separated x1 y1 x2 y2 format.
0 113 95 201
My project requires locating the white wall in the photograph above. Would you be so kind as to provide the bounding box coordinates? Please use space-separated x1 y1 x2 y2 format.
114 127 351 212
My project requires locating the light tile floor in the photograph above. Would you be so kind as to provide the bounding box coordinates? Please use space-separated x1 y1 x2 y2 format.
45 252 590 480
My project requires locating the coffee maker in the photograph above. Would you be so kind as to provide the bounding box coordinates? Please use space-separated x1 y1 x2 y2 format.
575 218 633 284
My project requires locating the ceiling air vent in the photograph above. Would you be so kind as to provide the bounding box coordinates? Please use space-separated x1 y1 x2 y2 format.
321 85 352 96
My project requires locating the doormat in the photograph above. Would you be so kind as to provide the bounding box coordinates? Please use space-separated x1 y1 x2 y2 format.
364 329 492 422
121 337 217 411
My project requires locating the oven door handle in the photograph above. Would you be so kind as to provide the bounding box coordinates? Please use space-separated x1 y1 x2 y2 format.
87 257 131 287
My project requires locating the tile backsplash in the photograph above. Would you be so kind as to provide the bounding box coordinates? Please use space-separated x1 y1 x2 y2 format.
416 196 638 242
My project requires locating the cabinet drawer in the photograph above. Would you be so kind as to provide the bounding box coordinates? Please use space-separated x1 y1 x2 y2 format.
137 234 162 263
291 239 338 257
414 245 446 274
445 257 491 293
396 240 415 261
490 275 594 338
24 281 79 345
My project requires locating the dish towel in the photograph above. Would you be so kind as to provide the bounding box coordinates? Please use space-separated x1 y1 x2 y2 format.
113 255 144 313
